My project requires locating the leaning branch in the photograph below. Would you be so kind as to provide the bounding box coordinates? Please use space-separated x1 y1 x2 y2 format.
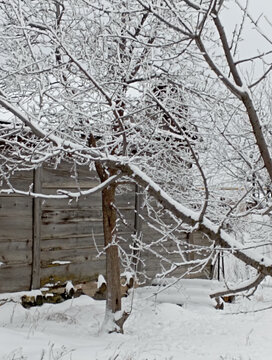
112 162 272 278
210 273 265 299
0 92 58 145
2 94 272 282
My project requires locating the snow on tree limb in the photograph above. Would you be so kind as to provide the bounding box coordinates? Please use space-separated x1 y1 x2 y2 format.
0 92 271 278
113 162 272 277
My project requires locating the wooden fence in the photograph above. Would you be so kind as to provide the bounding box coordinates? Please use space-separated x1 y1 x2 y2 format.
0 162 212 293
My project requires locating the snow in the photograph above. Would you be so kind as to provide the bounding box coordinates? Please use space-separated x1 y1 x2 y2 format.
121 271 134 284
52 261 71 265
1 281 272 359
65 281 74 294
97 274 106 288
0 290 42 303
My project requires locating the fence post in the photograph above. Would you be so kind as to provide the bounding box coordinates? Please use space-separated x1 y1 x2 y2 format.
31 166 42 289
132 184 143 271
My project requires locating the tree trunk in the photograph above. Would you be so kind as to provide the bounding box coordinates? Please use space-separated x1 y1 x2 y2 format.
102 184 121 313
101 183 126 333
88 135 126 332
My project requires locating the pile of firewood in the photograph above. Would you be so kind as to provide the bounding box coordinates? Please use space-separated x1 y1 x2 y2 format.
21 274 135 308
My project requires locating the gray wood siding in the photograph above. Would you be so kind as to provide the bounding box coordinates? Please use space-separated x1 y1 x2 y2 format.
0 162 212 293
0 172 34 291
39 164 105 286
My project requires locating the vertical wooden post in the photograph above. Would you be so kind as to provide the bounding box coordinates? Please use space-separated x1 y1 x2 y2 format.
31 166 42 289
132 184 143 271
134 184 143 236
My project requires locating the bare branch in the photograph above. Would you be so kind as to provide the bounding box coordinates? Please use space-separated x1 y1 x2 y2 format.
210 273 265 299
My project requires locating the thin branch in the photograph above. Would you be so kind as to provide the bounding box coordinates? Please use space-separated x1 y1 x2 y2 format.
149 92 209 222
234 50 272 66
0 173 122 199
211 6 243 87
0 91 58 145
249 64 272 89
136 0 192 37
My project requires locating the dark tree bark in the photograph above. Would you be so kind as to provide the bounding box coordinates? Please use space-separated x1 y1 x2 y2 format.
88 134 124 332
102 183 122 315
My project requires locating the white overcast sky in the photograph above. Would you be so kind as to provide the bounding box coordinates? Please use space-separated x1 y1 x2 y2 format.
223 0 272 57
221 0 272 79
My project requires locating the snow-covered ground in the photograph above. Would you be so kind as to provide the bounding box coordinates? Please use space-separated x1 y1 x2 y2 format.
1 279 272 360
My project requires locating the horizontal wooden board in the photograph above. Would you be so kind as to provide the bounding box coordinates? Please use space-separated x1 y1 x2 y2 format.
0 239 32 265
2 170 34 191
40 247 104 265
42 164 99 188
0 250 32 265
41 222 104 238
41 232 131 250
42 181 99 189
40 194 134 210
115 195 135 208
41 194 102 209
0 220 32 241
41 208 103 225
41 235 104 251
0 195 32 212
0 264 32 292
40 259 106 286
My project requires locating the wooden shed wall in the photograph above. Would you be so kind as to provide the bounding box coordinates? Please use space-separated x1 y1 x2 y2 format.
0 163 138 292
0 162 212 293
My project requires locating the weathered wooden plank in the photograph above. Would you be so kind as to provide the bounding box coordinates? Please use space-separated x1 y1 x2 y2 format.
115 184 135 198
40 259 106 286
0 215 32 226
40 193 134 210
0 241 32 264
117 222 135 234
42 181 99 189
41 231 132 250
42 236 100 250
1 170 34 191
115 194 135 208
42 164 99 188
0 195 32 213
40 247 104 265
41 208 103 225
140 226 188 240
0 239 32 250
0 264 32 292
0 218 32 240
41 222 104 238
41 234 104 250
0 249 32 265
41 231 106 241
41 195 102 209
